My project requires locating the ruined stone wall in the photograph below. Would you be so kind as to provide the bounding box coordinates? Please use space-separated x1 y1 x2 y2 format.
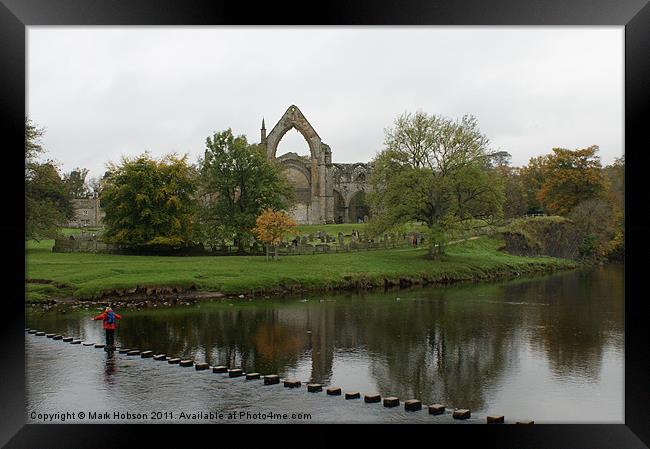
262 105 372 224
331 163 372 223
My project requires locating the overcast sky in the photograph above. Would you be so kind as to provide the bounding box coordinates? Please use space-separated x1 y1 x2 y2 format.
27 26 623 180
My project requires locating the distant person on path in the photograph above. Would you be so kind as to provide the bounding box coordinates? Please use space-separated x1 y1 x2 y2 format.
92 307 122 351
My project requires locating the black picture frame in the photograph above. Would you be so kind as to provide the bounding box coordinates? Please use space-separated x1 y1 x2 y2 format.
2 1 648 447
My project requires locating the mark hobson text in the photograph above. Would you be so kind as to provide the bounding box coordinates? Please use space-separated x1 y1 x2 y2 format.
29 410 312 422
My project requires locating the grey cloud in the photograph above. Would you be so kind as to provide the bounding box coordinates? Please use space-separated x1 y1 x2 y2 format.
27 26 623 179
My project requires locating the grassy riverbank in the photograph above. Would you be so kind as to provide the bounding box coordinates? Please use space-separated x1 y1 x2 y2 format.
25 235 578 302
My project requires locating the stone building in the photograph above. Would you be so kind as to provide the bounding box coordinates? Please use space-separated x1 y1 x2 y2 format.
68 194 104 228
260 105 371 224
67 105 371 228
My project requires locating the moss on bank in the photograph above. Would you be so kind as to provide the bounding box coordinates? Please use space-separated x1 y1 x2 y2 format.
26 235 578 303
501 216 582 260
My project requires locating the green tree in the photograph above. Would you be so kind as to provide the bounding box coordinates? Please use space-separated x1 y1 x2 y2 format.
25 118 73 240
198 129 294 252
64 167 90 198
496 165 528 219
568 198 615 259
487 150 512 168
368 111 504 258
538 145 605 216
519 155 549 214
603 156 624 259
100 152 198 247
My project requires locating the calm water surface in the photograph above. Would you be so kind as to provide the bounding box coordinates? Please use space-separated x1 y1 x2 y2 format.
26 264 624 423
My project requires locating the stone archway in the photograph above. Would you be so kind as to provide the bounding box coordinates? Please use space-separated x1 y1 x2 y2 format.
348 190 369 224
277 153 312 224
333 190 346 224
264 105 321 161
261 105 333 224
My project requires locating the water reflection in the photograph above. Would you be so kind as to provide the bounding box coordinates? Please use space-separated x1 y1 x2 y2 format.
26 264 623 420
104 352 117 380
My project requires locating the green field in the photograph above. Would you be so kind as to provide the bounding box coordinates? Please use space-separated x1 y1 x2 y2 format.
294 223 369 235
26 235 577 302
59 227 103 237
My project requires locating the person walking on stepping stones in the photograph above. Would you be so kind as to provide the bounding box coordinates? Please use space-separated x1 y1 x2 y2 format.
92 307 122 351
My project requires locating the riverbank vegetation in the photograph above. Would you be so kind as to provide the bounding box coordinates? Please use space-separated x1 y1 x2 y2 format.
24 111 622 304
26 112 624 263
26 235 577 302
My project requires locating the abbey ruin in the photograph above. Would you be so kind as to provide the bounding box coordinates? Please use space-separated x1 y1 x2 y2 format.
68 105 371 227
261 105 371 225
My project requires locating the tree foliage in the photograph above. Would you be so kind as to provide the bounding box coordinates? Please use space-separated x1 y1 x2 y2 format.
519 155 550 214
537 145 605 216
100 153 197 247
25 117 73 240
368 111 504 258
513 148 622 260
568 198 615 259
253 208 297 260
198 129 294 251
64 168 91 198
602 156 625 260
496 166 528 219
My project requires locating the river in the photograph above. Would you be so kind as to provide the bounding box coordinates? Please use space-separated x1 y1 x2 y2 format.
25 263 623 424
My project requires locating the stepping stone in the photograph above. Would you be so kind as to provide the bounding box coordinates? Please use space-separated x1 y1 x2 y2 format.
127 350 141 356
94 343 105 348
179 360 194 367
168 358 181 364
453 409 471 420
62 337 73 342
36 332 45 336
487 415 504 424
228 369 244 377
46 333 55 338
212 366 227 373
516 420 534 425
195 362 209 370
326 387 342 396
345 391 361 400
52 335 63 340
364 394 381 403
405 399 422 411
283 380 301 388
28 330 37 334
307 384 323 393
264 375 280 385
153 354 167 361
245 372 260 380
82 342 94 346
118 348 131 354
70 339 82 344
383 397 399 408
141 351 153 358
428 404 446 415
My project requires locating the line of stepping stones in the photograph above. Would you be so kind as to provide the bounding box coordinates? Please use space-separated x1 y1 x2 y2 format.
25 328 534 425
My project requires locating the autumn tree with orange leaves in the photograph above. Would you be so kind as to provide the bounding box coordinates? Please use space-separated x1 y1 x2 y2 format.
253 209 297 260
537 145 605 216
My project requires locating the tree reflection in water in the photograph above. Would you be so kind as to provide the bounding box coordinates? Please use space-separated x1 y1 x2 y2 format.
26 264 623 410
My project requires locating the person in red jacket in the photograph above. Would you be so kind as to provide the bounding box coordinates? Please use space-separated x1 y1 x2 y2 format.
92 307 122 351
